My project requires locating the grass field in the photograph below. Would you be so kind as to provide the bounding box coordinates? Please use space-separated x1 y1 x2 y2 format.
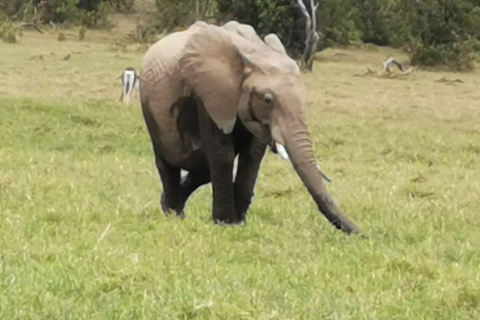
1 29 480 319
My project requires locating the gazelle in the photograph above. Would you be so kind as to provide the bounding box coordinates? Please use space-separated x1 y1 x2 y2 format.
119 67 140 104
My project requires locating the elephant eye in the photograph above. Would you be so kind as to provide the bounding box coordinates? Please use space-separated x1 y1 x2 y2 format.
264 93 274 105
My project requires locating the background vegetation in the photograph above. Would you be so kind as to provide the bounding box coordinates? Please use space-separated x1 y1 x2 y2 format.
1 28 480 319
2 0 480 69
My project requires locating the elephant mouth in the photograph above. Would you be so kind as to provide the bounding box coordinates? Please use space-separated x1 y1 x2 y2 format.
269 140 289 160
269 139 332 183
242 105 288 162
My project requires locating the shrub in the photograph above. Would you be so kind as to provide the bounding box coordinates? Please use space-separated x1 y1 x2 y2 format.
318 0 361 48
41 0 81 23
79 2 114 29
147 0 216 33
0 18 18 43
0 0 115 28
108 0 135 12
350 0 393 45
408 39 477 70
77 0 134 13
216 0 360 57
350 0 480 70
0 0 25 17
216 0 304 57
393 0 480 70
2 0 479 69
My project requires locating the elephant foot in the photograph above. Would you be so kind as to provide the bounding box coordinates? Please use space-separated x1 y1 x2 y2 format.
213 207 248 226
214 217 245 226
238 211 247 223
212 206 245 225
160 192 185 218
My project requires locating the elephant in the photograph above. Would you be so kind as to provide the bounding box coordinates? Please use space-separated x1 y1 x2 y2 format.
139 21 362 235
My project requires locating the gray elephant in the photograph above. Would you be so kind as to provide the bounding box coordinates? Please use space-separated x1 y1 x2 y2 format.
139 21 361 234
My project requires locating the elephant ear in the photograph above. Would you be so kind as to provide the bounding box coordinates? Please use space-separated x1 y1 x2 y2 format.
264 34 300 75
180 24 250 134
264 34 287 55
223 21 263 44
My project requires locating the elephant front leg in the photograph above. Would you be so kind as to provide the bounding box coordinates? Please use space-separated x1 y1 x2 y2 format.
234 138 267 221
198 105 239 224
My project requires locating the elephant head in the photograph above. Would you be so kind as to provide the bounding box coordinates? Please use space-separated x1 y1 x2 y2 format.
180 21 361 235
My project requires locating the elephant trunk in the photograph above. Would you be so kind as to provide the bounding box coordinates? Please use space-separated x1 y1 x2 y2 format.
282 122 362 235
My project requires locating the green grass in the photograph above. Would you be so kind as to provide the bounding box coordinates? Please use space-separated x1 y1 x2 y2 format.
1 31 480 319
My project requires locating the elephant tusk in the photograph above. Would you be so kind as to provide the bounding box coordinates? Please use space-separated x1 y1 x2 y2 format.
232 155 239 181
180 170 189 184
316 163 332 183
275 142 289 161
274 141 330 182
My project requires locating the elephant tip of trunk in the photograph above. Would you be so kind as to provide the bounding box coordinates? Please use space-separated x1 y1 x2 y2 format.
341 223 367 238
329 215 365 237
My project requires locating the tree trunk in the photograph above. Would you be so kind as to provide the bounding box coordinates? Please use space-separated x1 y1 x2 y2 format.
296 0 320 72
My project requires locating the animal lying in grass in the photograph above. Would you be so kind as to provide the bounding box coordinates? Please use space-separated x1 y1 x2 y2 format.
139 21 362 234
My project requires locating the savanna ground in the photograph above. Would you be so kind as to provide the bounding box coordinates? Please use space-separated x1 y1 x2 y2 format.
1 21 480 319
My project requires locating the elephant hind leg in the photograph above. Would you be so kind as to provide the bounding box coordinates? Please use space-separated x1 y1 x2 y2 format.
179 170 211 206
155 154 184 217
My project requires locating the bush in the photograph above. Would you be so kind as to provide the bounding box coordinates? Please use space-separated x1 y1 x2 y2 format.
2 0 479 69
351 0 480 70
0 0 115 28
108 0 135 12
393 0 480 70
216 0 304 57
0 0 25 17
147 0 217 34
79 2 114 28
77 0 134 13
350 0 393 45
0 0 37 21
216 0 360 57
0 18 18 43
317 0 361 48
408 39 477 70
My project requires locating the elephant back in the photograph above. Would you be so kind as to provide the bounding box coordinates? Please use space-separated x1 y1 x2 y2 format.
141 31 191 88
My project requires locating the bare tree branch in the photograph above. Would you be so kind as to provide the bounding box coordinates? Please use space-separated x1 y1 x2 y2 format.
16 22 44 34
296 0 311 38
296 0 320 72
311 0 317 31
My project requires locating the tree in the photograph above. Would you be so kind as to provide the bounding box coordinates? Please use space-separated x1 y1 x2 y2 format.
383 0 480 70
148 0 216 33
295 0 319 71
216 0 305 57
